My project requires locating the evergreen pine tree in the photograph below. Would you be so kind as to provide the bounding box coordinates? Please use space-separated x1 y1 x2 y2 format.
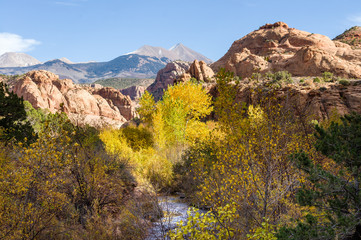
0 82 36 144
277 112 361 240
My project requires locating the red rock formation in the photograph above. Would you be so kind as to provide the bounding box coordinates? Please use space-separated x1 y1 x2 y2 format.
211 22 361 78
188 60 215 82
13 70 136 128
120 85 146 101
147 60 191 100
176 60 215 83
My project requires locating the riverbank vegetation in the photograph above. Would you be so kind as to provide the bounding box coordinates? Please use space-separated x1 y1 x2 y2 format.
1 70 360 239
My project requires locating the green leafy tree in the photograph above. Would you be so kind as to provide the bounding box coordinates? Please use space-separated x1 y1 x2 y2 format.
0 82 36 144
23 100 47 132
277 112 361 239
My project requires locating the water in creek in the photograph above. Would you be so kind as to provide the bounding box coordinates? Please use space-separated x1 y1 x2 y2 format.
146 196 206 240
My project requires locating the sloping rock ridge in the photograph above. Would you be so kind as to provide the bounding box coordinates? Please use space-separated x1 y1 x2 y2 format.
334 26 361 49
211 22 361 78
13 70 136 128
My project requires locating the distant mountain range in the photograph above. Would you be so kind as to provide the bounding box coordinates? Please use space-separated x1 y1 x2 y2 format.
0 43 212 83
0 54 169 83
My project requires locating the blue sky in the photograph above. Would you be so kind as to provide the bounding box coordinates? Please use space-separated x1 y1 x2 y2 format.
0 0 361 63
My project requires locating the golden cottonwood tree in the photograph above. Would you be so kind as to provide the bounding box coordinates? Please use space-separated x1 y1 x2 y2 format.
155 80 213 147
119 80 214 190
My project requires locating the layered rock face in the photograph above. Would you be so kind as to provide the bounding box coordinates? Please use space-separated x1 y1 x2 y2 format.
231 81 361 120
13 70 136 128
211 22 361 78
120 85 146 101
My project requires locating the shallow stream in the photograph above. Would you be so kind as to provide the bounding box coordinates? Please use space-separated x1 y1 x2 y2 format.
146 196 205 239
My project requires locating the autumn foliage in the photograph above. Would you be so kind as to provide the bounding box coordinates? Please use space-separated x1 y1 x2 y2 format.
1 72 360 239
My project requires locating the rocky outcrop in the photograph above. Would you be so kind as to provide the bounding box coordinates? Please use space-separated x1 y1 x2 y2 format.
211 22 361 78
147 61 191 100
120 85 146 101
178 60 215 83
334 26 361 49
147 59 215 100
13 70 136 128
93 87 135 120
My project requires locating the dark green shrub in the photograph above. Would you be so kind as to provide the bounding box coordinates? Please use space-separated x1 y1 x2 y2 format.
273 71 292 82
339 79 350 86
322 72 334 82
313 77 321 83
265 71 293 85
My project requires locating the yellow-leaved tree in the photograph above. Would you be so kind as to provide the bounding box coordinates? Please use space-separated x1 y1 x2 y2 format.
172 70 317 239
0 113 138 239
101 80 214 191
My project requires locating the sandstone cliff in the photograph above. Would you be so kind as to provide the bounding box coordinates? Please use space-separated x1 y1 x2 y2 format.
204 78 361 122
240 81 361 120
211 22 361 78
13 70 136 128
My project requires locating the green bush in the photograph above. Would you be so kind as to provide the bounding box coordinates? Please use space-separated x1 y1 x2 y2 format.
273 71 292 82
313 77 321 83
265 72 274 80
322 72 334 82
265 71 293 86
338 79 350 86
251 73 262 81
